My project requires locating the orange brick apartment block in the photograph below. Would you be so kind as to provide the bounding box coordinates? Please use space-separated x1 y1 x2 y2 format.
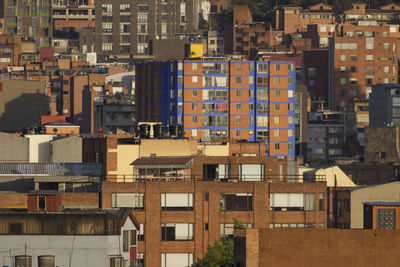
330 24 400 110
101 155 327 267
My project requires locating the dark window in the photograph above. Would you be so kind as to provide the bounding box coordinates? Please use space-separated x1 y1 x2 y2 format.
38 196 46 211
161 225 175 241
205 192 209 201
220 193 253 211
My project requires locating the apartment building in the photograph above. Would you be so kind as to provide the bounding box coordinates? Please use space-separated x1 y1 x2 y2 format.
102 155 326 267
52 0 95 31
369 84 400 126
135 58 296 158
0 35 22 67
275 3 400 36
3 0 52 50
94 0 203 61
275 3 336 35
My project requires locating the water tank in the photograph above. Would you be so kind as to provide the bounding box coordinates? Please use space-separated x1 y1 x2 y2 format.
139 124 151 139
153 124 165 139
38 255 55 267
15 256 32 267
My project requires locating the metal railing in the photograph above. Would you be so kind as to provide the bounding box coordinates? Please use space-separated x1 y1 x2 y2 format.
105 174 326 183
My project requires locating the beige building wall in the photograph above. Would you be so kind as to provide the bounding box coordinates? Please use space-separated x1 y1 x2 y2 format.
108 144 140 179
26 134 55 163
201 144 229 156
351 182 400 229
139 139 198 157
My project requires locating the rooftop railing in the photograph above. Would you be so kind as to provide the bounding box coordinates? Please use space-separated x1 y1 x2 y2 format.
105 174 326 183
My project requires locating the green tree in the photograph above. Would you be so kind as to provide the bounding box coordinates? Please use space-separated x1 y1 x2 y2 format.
193 218 246 267
192 239 234 267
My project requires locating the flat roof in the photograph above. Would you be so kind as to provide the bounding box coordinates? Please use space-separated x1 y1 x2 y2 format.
131 156 192 169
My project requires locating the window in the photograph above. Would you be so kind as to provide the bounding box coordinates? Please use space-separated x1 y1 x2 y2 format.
275 103 280 110
236 129 241 136
270 193 315 211
384 66 389 73
161 253 193 267
274 77 280 84
192 63 197 70
236 103 241 110
349 55 358 61
340 55 346 61
274 91 280 97
192 76 198 83
161 223 193 241
340 78 346 85
236 90 242 97
220 193 252 211
274 117 280 124
161 193 193 211
38 196 46 211
192 116 198 123
274 143 280 150
192 90 198 97
340 66 346 72
137 224 145 241
350 66 357 73
123 230 136 252
275 64 280 71
319 193 324 211
192 103 197 110
308 67 316 77
235 116 241 124
257 116 268 127
274 129 280 137
191 129 197 137
384 43 390 50
366 55 374 61
288 64 294 71
220 223 252 238
239 164 264 181
288 77 294 84
236 63 242 70
112 193 144 210
236 76 242 84
258 63 268 73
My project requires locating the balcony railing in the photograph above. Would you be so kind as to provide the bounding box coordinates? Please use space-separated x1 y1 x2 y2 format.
105 174 326 183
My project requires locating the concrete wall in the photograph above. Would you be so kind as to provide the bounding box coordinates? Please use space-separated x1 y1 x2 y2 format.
235 228 400 267
0 80 48 131
351 182 400 229
0 133 29 162
51 136 83 163
364 126 400 163
26 135 55 163
0 235 118 267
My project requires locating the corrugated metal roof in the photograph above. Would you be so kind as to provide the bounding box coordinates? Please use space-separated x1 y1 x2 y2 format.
0 163 102 176
363 202 400 206
130 157 192 167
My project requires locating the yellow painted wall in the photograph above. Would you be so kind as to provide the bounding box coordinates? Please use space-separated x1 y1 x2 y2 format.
140 139 198 156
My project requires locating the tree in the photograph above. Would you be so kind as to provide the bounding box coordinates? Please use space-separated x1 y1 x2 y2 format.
192 239 234 267
193 218 246 267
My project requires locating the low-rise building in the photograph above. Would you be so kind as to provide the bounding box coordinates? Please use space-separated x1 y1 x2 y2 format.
0 209 139 267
